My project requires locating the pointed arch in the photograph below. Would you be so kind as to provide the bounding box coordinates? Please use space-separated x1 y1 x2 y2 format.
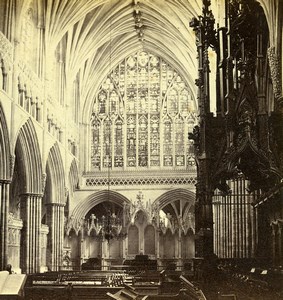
46 143 65 204
71 190 130 221
154 188 195 211
15 118 42 193
0 103 11 180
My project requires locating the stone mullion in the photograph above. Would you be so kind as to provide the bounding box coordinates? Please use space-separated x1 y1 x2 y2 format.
0 180 10 270
148 114 150 168
172 120 176 167
111 119 115 168
136 114 139 167
160 118 164 168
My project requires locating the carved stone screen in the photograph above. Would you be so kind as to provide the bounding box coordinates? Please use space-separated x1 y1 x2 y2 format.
90 51 196 170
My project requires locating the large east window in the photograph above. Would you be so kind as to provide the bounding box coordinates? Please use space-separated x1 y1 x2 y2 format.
91 51 196 170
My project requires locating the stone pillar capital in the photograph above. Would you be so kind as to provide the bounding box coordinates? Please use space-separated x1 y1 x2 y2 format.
0 179 12 184
20 192 43 199
45 202 65 207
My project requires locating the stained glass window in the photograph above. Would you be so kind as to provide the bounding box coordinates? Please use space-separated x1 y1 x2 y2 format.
127 115 136 167
91 114 100 168
163 116 173 167
114 118 123 167
90 51 196 170
103 117 111 167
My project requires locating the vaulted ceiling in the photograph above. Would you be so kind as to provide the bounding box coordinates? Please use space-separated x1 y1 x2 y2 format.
41 0 201 121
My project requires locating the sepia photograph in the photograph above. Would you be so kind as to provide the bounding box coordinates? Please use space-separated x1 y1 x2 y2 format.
0 0 282 299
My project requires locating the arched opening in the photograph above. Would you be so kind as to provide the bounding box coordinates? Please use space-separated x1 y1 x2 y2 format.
155 189 195 268
66 191 130 269
9 119 43 274
44 143 66 271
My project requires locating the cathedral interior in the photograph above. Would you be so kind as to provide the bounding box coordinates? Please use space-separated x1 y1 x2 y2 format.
0 0 282 299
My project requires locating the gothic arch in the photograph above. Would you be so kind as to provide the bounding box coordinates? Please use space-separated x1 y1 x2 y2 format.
45 142 65 204
14 118 42 194
256 0 279 50
0 102 11 180
154 188 195 211
81 46 197 124
154 189 195 231
71 190 131 221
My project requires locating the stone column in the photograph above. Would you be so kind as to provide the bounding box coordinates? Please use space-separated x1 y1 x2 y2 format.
0 180 10 270
46 203 65 271
20 193 42 273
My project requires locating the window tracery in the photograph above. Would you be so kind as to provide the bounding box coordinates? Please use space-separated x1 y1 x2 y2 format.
91 51 196 170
